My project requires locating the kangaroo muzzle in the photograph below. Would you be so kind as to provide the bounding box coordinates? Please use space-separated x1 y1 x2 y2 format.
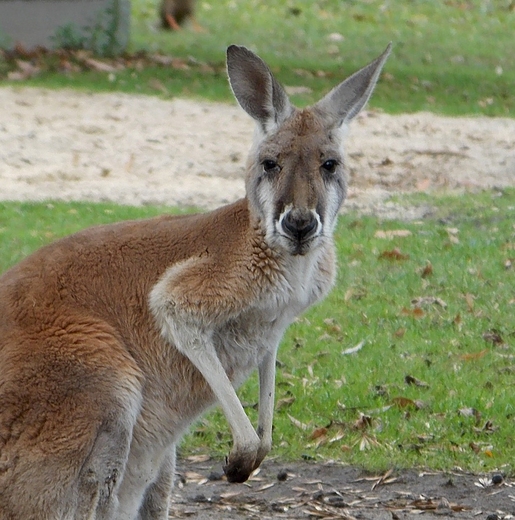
279 208 321 246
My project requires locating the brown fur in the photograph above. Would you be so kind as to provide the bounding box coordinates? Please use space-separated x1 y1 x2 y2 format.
160 0 195 29
0 45 390 519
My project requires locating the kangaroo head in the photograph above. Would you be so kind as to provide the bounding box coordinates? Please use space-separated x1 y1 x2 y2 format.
227 44 391 256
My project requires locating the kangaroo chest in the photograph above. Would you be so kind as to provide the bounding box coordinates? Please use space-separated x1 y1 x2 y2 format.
212 251 333 381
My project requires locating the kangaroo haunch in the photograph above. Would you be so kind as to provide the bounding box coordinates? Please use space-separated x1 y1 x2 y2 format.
0 44 390 519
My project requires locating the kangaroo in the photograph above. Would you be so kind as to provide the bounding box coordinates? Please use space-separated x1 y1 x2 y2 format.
160 0 198 30
0 44 390 519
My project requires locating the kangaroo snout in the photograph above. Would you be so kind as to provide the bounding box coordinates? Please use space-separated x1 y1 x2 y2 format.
279 208 320 245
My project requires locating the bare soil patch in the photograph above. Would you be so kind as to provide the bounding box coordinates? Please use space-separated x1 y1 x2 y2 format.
2 87 514 218
173 457 514 519
1 87 515 518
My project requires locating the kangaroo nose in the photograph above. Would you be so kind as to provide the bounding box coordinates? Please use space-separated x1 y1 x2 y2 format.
281 209 318 242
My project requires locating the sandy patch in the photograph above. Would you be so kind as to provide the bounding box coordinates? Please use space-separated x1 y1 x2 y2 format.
1 87 514 217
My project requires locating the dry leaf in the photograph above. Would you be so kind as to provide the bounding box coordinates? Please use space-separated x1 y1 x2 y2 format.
445 227 460 245
323 317 341 333
357 433 381 451
371 468 395 490
420 261 433 278
474 420 499 434
460 349 488 361
341 340 365 355
148 77 168 94
401 306 425 318
83 57 118 72
353 413 373 430
256 482 275 492
394 327 406 337
150 53 175 66
309 427 329 440
287 414 310 431
469 441 481 453
184 471 207 482
309 435 329 448
475 477 493 488
185 454 211 463
458 407 482 423
379 247 410 261
249 467 261 479
374 229 412 239
483 329 504 345
8 60 41 80
329 429 345 443
170 58 190 70
411 296 447 308
405 374 429 388
219 490 243 499
276 396 296 411
464 293 475 312
483 420 498 432
344 288 354 301
344 287 366 301
392 397 424 410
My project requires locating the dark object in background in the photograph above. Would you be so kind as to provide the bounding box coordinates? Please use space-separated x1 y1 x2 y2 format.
160 0 197 30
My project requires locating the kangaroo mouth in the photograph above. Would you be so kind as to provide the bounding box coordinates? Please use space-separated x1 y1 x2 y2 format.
281 233 317 256
292 244 310 256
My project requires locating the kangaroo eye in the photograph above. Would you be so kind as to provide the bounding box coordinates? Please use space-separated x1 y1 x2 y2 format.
262 160 280 174
321 159 338 174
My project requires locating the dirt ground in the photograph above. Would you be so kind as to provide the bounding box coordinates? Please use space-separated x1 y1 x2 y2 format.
1 86 515 518
172 456 515 519
2 87 514 218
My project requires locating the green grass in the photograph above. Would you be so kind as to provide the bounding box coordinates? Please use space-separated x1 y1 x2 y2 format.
1 189 515 473
1 0 514 116
0 202 194 267
0 0 513 474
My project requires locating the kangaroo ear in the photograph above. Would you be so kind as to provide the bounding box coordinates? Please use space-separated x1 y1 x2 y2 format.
227 45 293 134
315 43 392 127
